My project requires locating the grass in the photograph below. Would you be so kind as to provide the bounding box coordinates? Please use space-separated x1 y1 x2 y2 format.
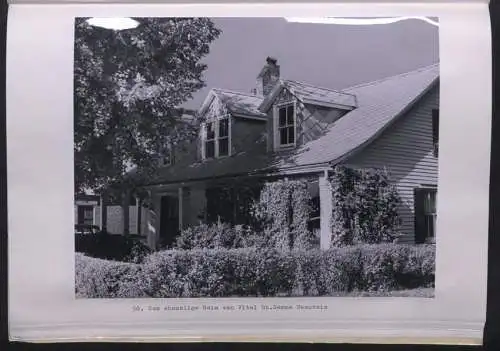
332 287 434 298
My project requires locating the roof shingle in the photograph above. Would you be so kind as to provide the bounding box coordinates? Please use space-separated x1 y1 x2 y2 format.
144 64 439 185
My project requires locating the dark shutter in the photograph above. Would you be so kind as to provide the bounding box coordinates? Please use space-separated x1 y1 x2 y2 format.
414 188 426 244
432 109 439 157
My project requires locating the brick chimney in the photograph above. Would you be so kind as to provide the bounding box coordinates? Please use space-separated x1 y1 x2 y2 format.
256 57 280 97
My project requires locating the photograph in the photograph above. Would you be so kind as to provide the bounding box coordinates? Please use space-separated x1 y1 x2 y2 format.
73 16 439 299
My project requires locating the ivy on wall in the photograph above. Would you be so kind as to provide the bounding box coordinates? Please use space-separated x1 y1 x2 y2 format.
330 166 401 247
206 182 263 226
252 179 313 251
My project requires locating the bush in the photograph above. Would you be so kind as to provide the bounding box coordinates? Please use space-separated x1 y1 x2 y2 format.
75 253 147 298
76 244 435 298
174 222 263 250
142 248 297 298
75 232 151 263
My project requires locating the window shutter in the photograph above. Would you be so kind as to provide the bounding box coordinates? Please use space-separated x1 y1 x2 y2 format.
414 188 426 244
229 116 233 156
273 106 278 151
432 109 439 157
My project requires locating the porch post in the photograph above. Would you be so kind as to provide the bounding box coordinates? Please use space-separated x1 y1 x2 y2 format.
99 195 108 231
319 170 333 250
178 187 184 231
147 194 161 250
136 197 141 235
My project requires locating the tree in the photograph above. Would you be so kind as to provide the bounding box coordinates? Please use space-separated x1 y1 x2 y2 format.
74 17 221 194
74 17 221 233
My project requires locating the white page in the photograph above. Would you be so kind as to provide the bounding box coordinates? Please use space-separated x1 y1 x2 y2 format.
7 1 491 344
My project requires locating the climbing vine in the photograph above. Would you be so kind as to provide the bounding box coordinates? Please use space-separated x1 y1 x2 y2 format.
330 166 401 246
252 179 313 251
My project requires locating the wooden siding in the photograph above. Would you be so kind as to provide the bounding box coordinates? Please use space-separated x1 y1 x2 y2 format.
346 84 439 243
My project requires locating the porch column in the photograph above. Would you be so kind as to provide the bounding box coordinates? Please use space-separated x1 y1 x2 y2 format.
147 194 161 250
178 187 183 231
99 195 108 231
319 170 333 250
135 197 142 235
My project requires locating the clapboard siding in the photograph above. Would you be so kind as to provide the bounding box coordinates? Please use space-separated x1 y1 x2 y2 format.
346 84 439 243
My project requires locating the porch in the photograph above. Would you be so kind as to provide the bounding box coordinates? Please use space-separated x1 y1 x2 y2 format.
142 171 334 250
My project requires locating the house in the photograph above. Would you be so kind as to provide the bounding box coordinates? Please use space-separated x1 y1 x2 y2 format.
106 57 440 249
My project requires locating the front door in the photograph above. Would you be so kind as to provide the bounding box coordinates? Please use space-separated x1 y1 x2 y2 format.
159 195 179 248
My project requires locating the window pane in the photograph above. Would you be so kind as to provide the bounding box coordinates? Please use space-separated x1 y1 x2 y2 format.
425 215 435 238
206 140 215 158
423 191 437 214
279 107 287 126
287 105 294 125
206 122 215 140
219 138 229 156
219 118 229 137
288 126 295 144
84 208 93 220
279 128 288 145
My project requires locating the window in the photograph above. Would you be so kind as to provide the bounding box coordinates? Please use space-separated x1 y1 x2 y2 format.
218 117 229 157
276 103 296 148
205 121 216 158
308 195 321 231
202 116 231 159
78 205 94 225
161 145 175 166
414 188 437 243
432 109 439 157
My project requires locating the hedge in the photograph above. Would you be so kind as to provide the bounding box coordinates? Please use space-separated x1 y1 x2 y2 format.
75 244 435 298
75 253 147 298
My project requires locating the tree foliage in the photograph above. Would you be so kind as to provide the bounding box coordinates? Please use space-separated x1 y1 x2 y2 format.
74 17 221 195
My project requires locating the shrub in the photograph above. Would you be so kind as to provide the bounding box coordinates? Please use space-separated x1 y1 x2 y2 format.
330 166 401 246
75 253 147 298
142 248 297 298
75 232 151 263
173 222 262 250
75 244 435 298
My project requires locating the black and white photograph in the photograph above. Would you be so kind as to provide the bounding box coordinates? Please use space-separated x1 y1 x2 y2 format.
74 16 439 299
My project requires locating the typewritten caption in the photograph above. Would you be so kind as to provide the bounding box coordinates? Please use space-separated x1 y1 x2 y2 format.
132 303 328 313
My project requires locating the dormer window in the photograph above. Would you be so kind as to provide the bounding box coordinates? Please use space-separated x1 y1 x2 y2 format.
274 102 296 149
160 144 175 166
202 115 231 159
205 121 216 158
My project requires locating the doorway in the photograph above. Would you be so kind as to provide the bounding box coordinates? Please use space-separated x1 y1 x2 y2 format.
159 195 179 248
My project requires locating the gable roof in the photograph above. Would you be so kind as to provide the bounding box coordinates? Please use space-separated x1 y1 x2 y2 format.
142 63 439 186
281 63 439 167
198 88 267 119
260 79 358 112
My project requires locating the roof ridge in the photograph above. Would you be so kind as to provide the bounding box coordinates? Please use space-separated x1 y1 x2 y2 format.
284 79 355 97
343 62 440 91
212 88 264 99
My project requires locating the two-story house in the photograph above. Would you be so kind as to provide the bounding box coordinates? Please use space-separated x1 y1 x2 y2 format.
122 57 439 250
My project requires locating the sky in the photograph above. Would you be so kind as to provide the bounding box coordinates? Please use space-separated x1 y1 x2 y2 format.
184 17 439 109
